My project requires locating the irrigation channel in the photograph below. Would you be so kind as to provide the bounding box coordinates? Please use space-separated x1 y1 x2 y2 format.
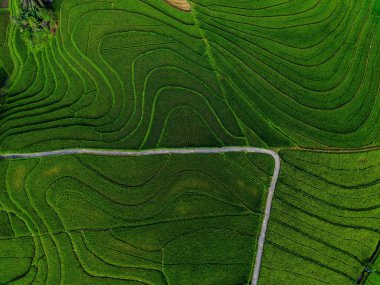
0 146 281 285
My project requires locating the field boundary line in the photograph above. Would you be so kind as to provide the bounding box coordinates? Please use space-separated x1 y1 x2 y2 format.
0 146 281 285
280 146 380 153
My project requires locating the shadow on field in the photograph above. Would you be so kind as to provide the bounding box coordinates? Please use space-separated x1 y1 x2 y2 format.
0 0 8 8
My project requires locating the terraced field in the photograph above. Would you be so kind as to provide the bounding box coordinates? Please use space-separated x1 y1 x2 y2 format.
0 0 379 152
0 0 379 284
0 152 273 284
260 150 380 285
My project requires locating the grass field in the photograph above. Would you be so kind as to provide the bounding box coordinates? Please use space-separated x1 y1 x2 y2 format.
0 0 379 284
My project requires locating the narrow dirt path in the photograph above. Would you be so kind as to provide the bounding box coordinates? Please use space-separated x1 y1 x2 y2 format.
0 146 281 285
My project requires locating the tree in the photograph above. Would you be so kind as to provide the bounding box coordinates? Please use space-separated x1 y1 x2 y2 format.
21 0 54 9
12 0 57 50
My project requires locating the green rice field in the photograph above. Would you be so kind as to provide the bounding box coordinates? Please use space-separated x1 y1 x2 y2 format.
0 0 379 284
260 150 380 285
0 153 273 284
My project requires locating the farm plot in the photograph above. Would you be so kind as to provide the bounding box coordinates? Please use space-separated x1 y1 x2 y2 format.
259 149 380 285
1 0 379 152
0 152 274 284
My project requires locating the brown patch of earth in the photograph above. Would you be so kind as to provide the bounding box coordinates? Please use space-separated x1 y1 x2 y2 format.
164 0 191 12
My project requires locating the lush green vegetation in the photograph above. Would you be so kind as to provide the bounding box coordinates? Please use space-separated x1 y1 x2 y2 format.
0 153 273 284
366 257 380 285
259 150 380 285
0 0 379 284
0 0 379 152
0 7 12 105
12 0 57 50
0 8 12 85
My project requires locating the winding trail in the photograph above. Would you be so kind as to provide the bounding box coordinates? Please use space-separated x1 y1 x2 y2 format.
0 146 280 285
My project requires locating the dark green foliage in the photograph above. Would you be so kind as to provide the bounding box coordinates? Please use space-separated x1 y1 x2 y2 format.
0 10 12 79
12 0 56 50
0 0 379 151
0 68 7 85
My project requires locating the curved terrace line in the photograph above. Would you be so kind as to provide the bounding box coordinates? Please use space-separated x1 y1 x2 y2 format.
0 146 280 285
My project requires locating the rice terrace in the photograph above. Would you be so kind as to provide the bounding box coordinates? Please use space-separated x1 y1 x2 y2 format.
0 0 379 284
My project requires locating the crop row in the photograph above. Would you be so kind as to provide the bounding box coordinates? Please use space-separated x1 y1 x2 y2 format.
0 152 273 284
259 149 380 284
1 0 379 151
0 0 245 152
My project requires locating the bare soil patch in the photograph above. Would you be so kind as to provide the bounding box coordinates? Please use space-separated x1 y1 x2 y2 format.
164 0 191 12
